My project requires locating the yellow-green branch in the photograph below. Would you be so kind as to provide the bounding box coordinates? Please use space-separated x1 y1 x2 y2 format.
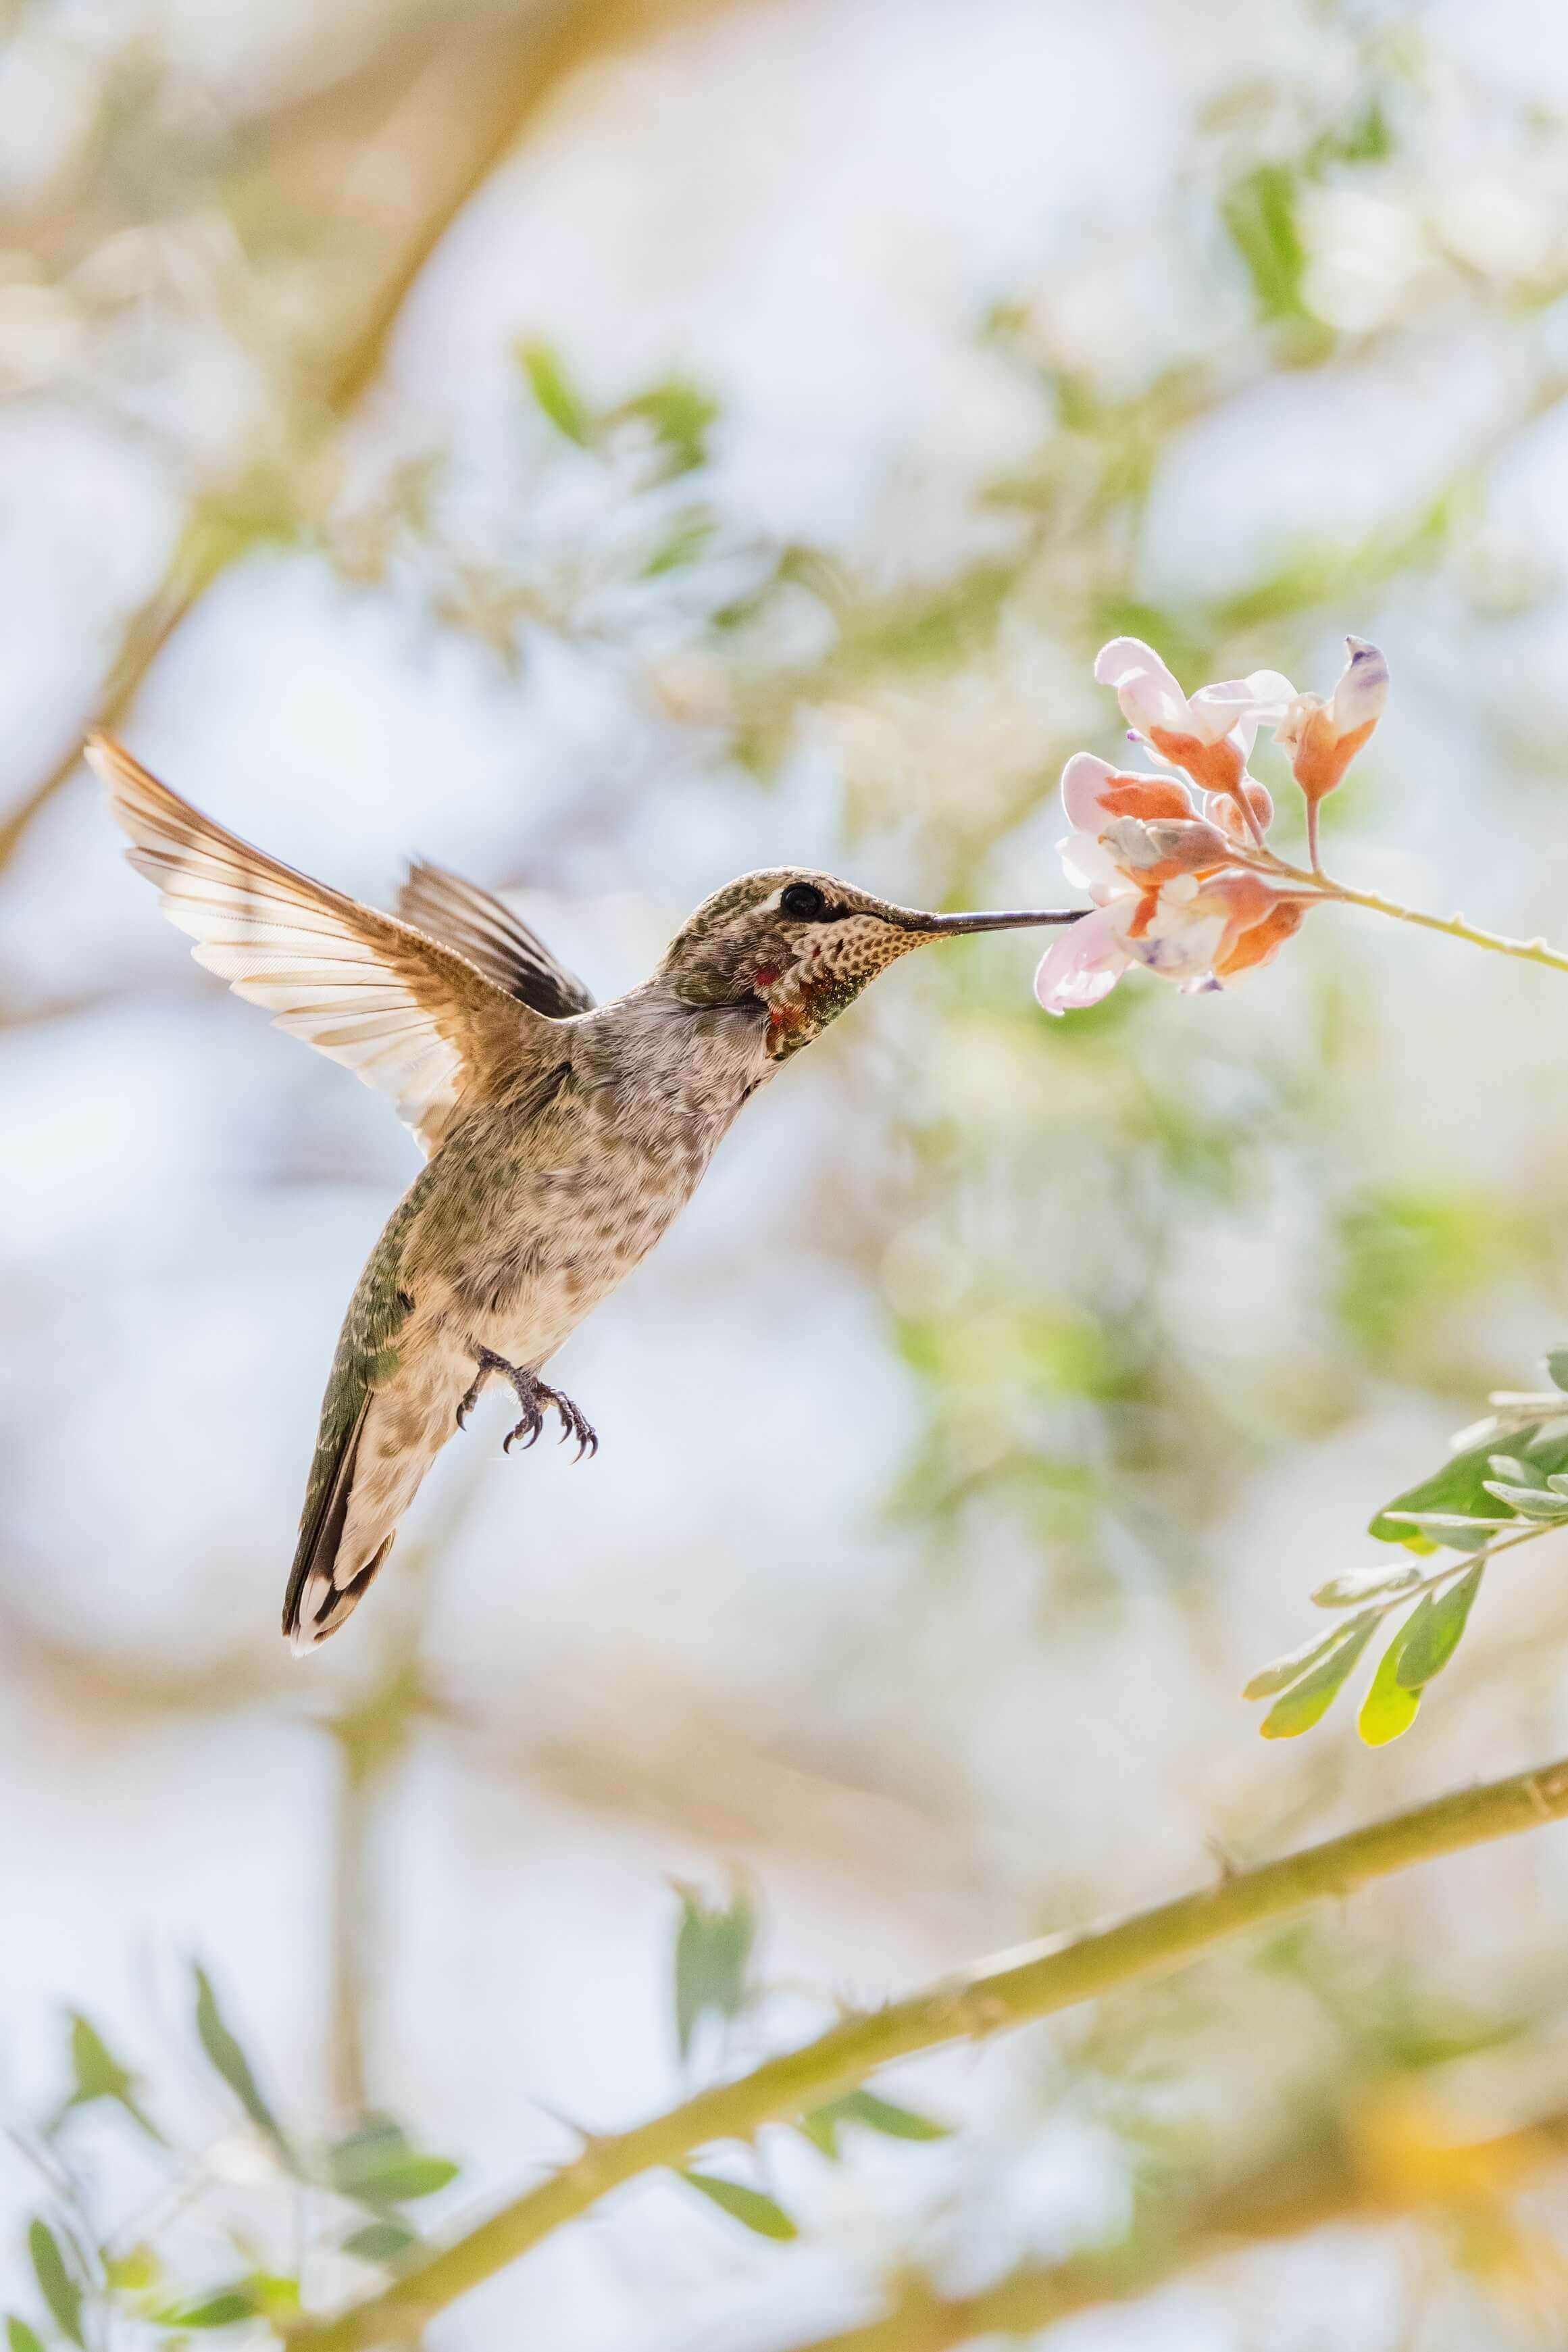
1236 847 1568 979
1324 881 1568 977
288 1750 1568 2350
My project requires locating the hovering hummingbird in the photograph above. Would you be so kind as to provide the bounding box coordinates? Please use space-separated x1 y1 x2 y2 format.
87 732 1081 1651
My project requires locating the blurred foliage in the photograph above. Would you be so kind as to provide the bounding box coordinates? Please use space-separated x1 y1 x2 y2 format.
5 1963 463 2347
10 0 1568 2347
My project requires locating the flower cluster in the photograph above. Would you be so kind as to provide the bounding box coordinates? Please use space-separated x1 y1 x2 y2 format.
1034 634 1388 1016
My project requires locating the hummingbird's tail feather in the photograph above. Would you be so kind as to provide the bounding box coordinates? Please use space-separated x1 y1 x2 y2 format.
283 1391 397 1653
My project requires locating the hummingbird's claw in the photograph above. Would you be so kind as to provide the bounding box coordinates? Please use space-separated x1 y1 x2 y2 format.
502 1408 543 1455
461 1345 598 1462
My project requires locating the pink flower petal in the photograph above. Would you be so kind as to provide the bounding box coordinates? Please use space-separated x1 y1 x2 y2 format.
1188 668 1297 749
1034 907 1130 1015
1244 668 1296 722
1187 678 1258 745
1059 830 1121 895
1060 751 1117 830
1093 636 1189 734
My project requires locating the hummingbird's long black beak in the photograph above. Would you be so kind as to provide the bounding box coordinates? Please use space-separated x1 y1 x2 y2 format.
910 907 1086 936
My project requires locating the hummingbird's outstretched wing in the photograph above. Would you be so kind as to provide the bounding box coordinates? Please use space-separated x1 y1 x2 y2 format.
397 859 594 1018
88 732 556 1155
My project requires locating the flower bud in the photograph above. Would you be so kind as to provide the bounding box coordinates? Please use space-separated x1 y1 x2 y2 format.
1277 637 1388 809
1206 782 1273 841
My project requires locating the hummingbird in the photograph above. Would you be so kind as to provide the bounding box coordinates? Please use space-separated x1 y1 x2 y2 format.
86 731 1081 1651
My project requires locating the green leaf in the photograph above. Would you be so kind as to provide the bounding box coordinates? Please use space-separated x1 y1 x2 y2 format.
1488 1453 1544 1487
1370 1430 1540 1549
517 339 590 445
1546 1347 1568 1393
1358 1626 1422 1747
193 1966 291 2166
103 2246 159 2296
156 2291 255 2329
1221 162 1311 324
641 513 714 578
61 2012 163 2142
1244 1611 1376 1699
799 2089 950 2158
680 2172 797 2241
1381 1513 1511 1534
329 2116 458 2204
341 2221 418 2265
155 2276 294 2331
7 2318 48 2352
27 2223 82 2347
242 2276 298 2320
1312 1561 1425 1609
1395 1562 1486 1691
672 1879 757 2059
615 378 717 476
1482 1481 1568 1519
1259 1617 1377 1739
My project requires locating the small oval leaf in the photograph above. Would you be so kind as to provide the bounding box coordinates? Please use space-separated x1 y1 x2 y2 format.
1311 1563 1423 1610
156 2291 256 2330
1547 1347 1568 1393
1244 1611 1376 1700
516 340 590 445
1482 1482 1568 1519
330 2117 458 2204
27 2223 82 2348
1259 1617 1377 1739
342 2221 418 2265
357 2155 457 2203
193 1967 291 2168
7 2318 48 2352
672 1880 756 2061
1394 1561 1485 1691
800 2089 949 2156
681 2171 796 2241
1382 1513 1511 1532
62 2013 163 2143
1359 1627 1422 1746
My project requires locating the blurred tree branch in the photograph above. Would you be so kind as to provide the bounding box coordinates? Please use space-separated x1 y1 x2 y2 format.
0 0 730 878
774 2097 1568 2352
288 1749 1568 2349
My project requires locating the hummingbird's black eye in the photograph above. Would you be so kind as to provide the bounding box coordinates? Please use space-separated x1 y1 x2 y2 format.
780 882 829 920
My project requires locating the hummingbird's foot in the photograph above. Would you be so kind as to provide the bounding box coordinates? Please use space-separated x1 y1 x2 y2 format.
456 1347 599 1462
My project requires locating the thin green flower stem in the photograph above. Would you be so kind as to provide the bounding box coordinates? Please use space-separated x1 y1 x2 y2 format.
288 1752 1568 2351
1228 843 1568 977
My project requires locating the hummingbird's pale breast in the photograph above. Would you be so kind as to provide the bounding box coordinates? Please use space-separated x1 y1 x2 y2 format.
331 991 770 1584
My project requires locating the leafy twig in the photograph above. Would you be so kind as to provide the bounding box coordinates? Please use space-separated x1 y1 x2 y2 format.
286 1751 1568 2349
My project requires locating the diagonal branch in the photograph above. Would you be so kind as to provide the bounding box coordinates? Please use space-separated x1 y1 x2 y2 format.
0 0 730 880
287 1750 1568 2349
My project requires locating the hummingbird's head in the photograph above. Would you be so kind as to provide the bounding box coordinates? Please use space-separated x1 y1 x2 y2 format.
661 870 1082 1060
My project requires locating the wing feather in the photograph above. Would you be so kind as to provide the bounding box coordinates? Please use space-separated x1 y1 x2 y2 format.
88 732 550 1154
397 859 594 1019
